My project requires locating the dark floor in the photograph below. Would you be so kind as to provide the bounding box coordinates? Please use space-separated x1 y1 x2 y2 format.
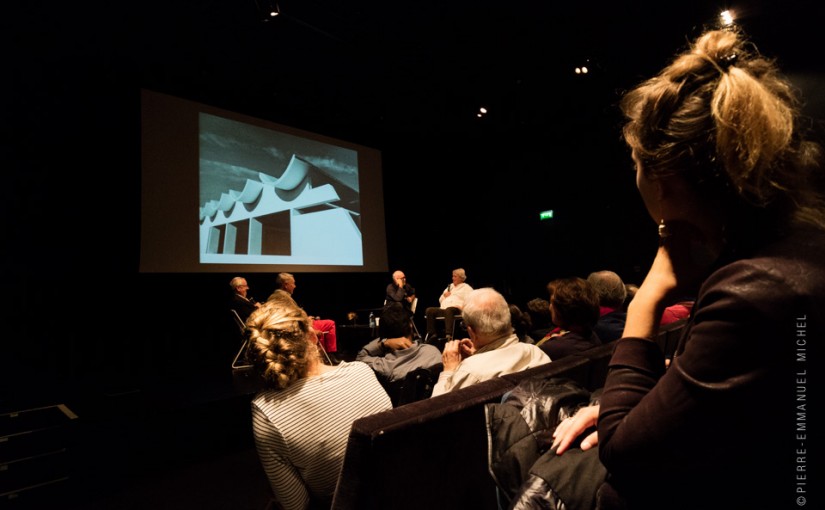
2 341 367 510
82 444 274 510
3 377 273 510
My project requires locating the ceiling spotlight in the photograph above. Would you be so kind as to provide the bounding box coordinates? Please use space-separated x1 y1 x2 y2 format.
256 0 280 21
720 10 735 26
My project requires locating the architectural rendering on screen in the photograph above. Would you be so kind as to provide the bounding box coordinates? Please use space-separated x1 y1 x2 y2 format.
198 113 363 265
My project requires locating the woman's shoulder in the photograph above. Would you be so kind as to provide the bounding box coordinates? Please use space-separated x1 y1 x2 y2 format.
335 360 384 379
714 227 825 288
702 228 825 318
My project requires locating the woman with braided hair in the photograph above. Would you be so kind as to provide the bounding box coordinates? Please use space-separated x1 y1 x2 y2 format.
246 299 391 510
550 26 825 509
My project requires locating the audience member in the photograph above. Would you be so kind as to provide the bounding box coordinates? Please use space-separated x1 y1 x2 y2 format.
524 297 555 343
385 269 416 318
624 282 695 325
356 302 442 385
509 304 533 342
586 270 628 342
431 288 550 397
621 283 639 311
246 299 392 510
268 273 340 363
424 267 473 342
535 277 602 360
552 28 825 509
229 276 260 321
660 299 694 325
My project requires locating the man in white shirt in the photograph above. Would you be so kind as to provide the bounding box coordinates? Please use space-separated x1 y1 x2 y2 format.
431 287 550 397
425 268 473 342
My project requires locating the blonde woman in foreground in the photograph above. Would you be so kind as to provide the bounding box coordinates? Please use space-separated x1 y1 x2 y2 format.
246 299 391 510
553 26 825 510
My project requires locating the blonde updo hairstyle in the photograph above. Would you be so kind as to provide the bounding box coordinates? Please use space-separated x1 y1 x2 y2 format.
621 27 825 230
245 299 317 390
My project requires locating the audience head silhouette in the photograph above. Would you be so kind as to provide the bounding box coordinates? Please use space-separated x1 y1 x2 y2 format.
526 298 553 325
548 277 600 331
586 271 627 309
509 303 532 342
379 302 412 339
623 283 639 310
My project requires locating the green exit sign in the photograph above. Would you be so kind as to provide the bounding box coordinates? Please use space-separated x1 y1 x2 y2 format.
539 210 554 220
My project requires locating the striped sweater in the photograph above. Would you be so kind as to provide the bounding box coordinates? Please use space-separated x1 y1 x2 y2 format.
251 361 392 510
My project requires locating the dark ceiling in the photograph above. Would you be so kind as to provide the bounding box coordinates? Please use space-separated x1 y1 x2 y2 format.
8 0 824 150
123 0 824 147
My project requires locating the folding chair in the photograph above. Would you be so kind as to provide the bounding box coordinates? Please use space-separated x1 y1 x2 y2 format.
315 331 334 365
409 297 422 339
230 309 246 335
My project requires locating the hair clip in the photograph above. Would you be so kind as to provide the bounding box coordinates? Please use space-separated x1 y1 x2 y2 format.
719 53 738 71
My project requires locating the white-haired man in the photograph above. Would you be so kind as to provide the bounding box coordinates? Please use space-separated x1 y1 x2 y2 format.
431 288 550 396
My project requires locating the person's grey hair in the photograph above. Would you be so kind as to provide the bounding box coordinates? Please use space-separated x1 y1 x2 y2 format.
453 268 467 282
229 276 246 290
461 288 512 337
274 272 295 289
587 270 627 309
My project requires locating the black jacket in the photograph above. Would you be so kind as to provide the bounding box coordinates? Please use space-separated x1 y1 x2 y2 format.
485 376 606 510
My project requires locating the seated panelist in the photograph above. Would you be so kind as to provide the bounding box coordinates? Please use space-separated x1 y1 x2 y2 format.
229 276 261 322
425 268 473 342
385 269 416 318
269 272 339 363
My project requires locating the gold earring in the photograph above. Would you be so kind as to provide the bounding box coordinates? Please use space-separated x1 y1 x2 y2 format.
658 219 671 240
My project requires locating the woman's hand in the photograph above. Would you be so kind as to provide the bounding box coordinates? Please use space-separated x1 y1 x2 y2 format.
552 404 600 455
625 220 719 338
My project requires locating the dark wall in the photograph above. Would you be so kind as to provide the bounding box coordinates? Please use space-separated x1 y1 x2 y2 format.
4 1 823 416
